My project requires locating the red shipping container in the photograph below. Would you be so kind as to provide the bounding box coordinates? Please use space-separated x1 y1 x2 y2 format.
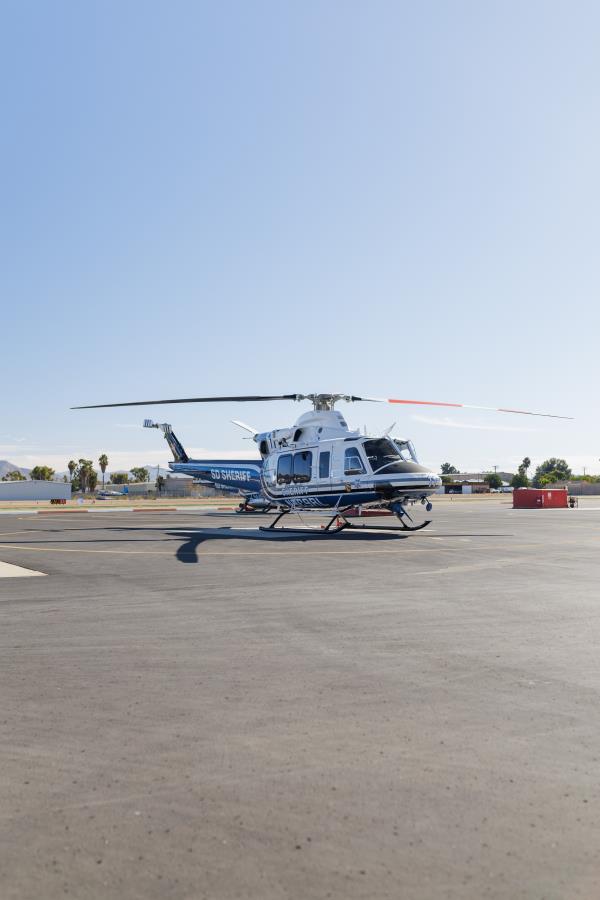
513 488 568 509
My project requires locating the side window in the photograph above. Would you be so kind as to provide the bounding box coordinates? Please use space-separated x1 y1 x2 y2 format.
319 451 330 479
293 451 312 483
263 456 277 484
344 446 365 475
277 454 293 484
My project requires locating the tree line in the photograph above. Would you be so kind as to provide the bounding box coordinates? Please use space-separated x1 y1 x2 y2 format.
440 463 504 489
2 456 152 491
440 458 597 489
67 458 150 491
509 457 586 488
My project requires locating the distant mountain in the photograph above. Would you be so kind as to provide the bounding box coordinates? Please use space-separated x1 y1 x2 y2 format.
0 460 30 479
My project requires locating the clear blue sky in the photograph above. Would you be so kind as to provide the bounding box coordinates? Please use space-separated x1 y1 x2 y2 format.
2 1 598 475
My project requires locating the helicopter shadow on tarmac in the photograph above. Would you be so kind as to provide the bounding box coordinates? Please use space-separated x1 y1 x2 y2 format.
0 524 511 566
166 527 405 563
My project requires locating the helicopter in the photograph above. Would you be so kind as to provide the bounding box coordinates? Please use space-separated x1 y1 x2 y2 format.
73 392 571 535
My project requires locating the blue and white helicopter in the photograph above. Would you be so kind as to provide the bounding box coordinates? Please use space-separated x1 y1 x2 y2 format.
73 392 571 534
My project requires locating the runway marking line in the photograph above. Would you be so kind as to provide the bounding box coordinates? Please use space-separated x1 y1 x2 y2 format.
0 542 533 563
0 530 43 537
6 520 516 536
0 560 45 578
0 542 431 558
0 543 542 578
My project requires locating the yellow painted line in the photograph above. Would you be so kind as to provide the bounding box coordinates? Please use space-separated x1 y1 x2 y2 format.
0 542 452 559
10 520 517 538
0 540 538 561
409 558 525 577
0 543 181 556
0 530 42 537
17 515 88 521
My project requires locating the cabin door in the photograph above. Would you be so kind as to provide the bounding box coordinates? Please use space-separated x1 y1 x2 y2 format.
317 446 333 491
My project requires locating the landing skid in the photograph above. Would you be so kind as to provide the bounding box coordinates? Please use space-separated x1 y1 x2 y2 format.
259 508 349 535
258 507 432 535
343 518 431 533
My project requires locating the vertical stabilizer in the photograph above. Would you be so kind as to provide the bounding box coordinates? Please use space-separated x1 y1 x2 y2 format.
143 420 189 463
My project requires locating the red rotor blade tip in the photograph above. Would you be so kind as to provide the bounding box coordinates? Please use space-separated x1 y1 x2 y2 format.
387 399 463 408
384 398 571 419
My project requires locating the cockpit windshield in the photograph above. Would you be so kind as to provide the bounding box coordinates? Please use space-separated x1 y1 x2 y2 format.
363 438 412 474
393 440 415 461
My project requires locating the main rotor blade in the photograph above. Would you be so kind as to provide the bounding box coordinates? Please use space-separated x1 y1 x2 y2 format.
72 394 300 409
71 391 573 420
380 398 573 420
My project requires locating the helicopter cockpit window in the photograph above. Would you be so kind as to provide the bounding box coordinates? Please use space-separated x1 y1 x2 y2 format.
293 451 312 483
393 441 408 460
319 451 330 479
277 454 293 484
393 440 417 461
263 456 276 484
344 446 366 475
364 438 409 474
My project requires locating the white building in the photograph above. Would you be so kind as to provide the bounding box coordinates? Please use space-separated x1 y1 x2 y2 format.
0 481 71 501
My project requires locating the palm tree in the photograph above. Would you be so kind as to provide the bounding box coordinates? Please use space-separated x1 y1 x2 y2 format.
68 460 77 483
98 454 108 488
78 459 92 493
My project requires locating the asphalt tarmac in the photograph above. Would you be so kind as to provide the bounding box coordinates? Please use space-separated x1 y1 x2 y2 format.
1 499 600 899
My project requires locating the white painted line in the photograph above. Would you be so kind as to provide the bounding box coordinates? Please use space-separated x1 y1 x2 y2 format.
0 560 46 578
87 507 135 513
0 505 233 517
176 505 228 511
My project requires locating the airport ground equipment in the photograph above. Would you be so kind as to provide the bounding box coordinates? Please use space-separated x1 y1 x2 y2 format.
73 393 571 534
513 487 569 509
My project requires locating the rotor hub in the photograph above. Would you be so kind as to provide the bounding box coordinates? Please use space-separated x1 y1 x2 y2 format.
296 394 353 411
